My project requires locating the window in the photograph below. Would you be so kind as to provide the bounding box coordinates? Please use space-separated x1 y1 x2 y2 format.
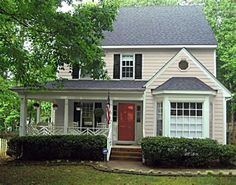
82 103 93 127
113 105 117 122
156 102 163 136
179 60 189 70
121 54 134 78
170 102 203 138
136 105 141 123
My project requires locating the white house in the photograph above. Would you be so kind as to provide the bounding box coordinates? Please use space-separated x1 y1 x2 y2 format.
13 6 231 160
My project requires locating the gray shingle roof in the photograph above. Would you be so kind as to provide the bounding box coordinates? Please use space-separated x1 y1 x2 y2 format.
154 77 215 91
44 80 147 90
102 6 216 46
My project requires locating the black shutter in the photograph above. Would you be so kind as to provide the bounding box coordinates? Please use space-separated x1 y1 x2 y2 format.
72 65 80 79
135 54 142 79
113 54 120 79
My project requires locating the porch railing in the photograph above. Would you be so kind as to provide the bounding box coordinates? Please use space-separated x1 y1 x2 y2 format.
25 125 109 137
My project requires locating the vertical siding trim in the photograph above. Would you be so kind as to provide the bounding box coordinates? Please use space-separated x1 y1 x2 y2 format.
214 49 216 77
142 89 147 137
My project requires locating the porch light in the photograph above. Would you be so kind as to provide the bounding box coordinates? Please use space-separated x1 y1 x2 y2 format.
53 103 58 110
33 103 40 110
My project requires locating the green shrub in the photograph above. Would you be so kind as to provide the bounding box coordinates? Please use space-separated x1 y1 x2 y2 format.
7 135 106 161
219 144 236 165
141 137 236 167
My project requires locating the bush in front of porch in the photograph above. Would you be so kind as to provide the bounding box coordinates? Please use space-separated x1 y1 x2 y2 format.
7 135 106 161
141 137 236 168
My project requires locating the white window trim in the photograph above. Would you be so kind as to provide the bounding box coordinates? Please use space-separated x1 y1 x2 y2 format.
120 53 135 80
161 95 210 138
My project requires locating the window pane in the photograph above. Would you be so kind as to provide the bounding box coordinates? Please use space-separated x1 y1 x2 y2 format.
197 103 202 109
184 103 189 109
190 110 195 116
171 103 176 108
197 110 202 116
171 110 176 115
190 103 196 109
177 103 183 109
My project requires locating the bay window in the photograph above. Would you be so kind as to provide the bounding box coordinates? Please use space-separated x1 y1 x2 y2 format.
170 102 203 138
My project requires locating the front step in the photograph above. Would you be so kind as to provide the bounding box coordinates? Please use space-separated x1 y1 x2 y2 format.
110 146 142 161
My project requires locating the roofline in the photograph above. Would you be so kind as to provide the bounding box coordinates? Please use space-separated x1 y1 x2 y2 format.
12 88 146 93
102 45 217 49
152 90 217 96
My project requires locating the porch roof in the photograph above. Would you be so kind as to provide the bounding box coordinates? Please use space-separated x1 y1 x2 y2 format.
13 80 147 91
153 77 215 91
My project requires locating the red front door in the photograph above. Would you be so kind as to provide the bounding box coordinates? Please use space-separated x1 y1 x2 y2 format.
118 103 135 141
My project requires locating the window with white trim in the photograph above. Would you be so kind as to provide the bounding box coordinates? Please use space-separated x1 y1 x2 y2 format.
156 102 163 136
170 102 203 138
121 54 134 78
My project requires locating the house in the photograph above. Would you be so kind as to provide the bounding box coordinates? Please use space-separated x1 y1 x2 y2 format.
13 6 231 160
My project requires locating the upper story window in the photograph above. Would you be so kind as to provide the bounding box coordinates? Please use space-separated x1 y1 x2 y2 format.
113 54 142 80
121 54 134 79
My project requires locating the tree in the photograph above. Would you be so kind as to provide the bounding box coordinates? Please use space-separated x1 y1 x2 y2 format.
0 0 119 86
204 0 236 143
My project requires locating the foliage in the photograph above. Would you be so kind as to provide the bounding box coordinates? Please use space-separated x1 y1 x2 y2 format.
0 0 119 86
204 0 236 125
94 108 105 117
0 77 19 131
141 137 236 167
7 135 107 161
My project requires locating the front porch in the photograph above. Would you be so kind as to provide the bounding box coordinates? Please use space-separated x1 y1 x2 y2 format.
16 86 144 159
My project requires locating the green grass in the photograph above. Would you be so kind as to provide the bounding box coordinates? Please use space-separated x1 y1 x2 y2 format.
0 164 235 185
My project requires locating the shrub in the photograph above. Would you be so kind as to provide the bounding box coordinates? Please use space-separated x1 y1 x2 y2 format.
219 144 236 165
7 135 106 161
141 137 236 167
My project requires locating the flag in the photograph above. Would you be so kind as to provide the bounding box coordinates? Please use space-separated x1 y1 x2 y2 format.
106 92 111 125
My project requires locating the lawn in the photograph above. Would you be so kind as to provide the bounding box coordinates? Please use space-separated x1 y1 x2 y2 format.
0 164 236 185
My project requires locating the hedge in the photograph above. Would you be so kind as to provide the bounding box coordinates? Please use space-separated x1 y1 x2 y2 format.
7 135 106 161
141 137 236 167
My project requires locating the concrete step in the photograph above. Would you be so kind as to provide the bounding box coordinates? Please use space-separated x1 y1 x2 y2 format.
111 151 141 157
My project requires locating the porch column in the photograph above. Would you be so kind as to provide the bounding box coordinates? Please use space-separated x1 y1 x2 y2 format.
36 103 40 124
51 103 55 125
64 99 69 134
19 96 27 136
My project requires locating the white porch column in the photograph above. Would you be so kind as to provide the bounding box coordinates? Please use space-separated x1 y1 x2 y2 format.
64 99 69 134
19 96 27 136
51 103 55 125
36 104 40 124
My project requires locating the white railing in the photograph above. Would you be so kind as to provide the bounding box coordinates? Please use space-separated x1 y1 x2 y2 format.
106 123 112 161
67 127 109 137
25 125 109 137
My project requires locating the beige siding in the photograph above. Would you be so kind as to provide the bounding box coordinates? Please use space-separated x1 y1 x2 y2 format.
57 64 72 79
145 51 225 143
104 48 216 80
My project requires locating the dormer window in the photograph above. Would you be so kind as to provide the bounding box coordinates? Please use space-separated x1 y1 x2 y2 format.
121 54 134 79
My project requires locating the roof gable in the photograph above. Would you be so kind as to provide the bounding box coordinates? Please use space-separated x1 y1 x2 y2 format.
102 6 216 46
145 48 231 97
